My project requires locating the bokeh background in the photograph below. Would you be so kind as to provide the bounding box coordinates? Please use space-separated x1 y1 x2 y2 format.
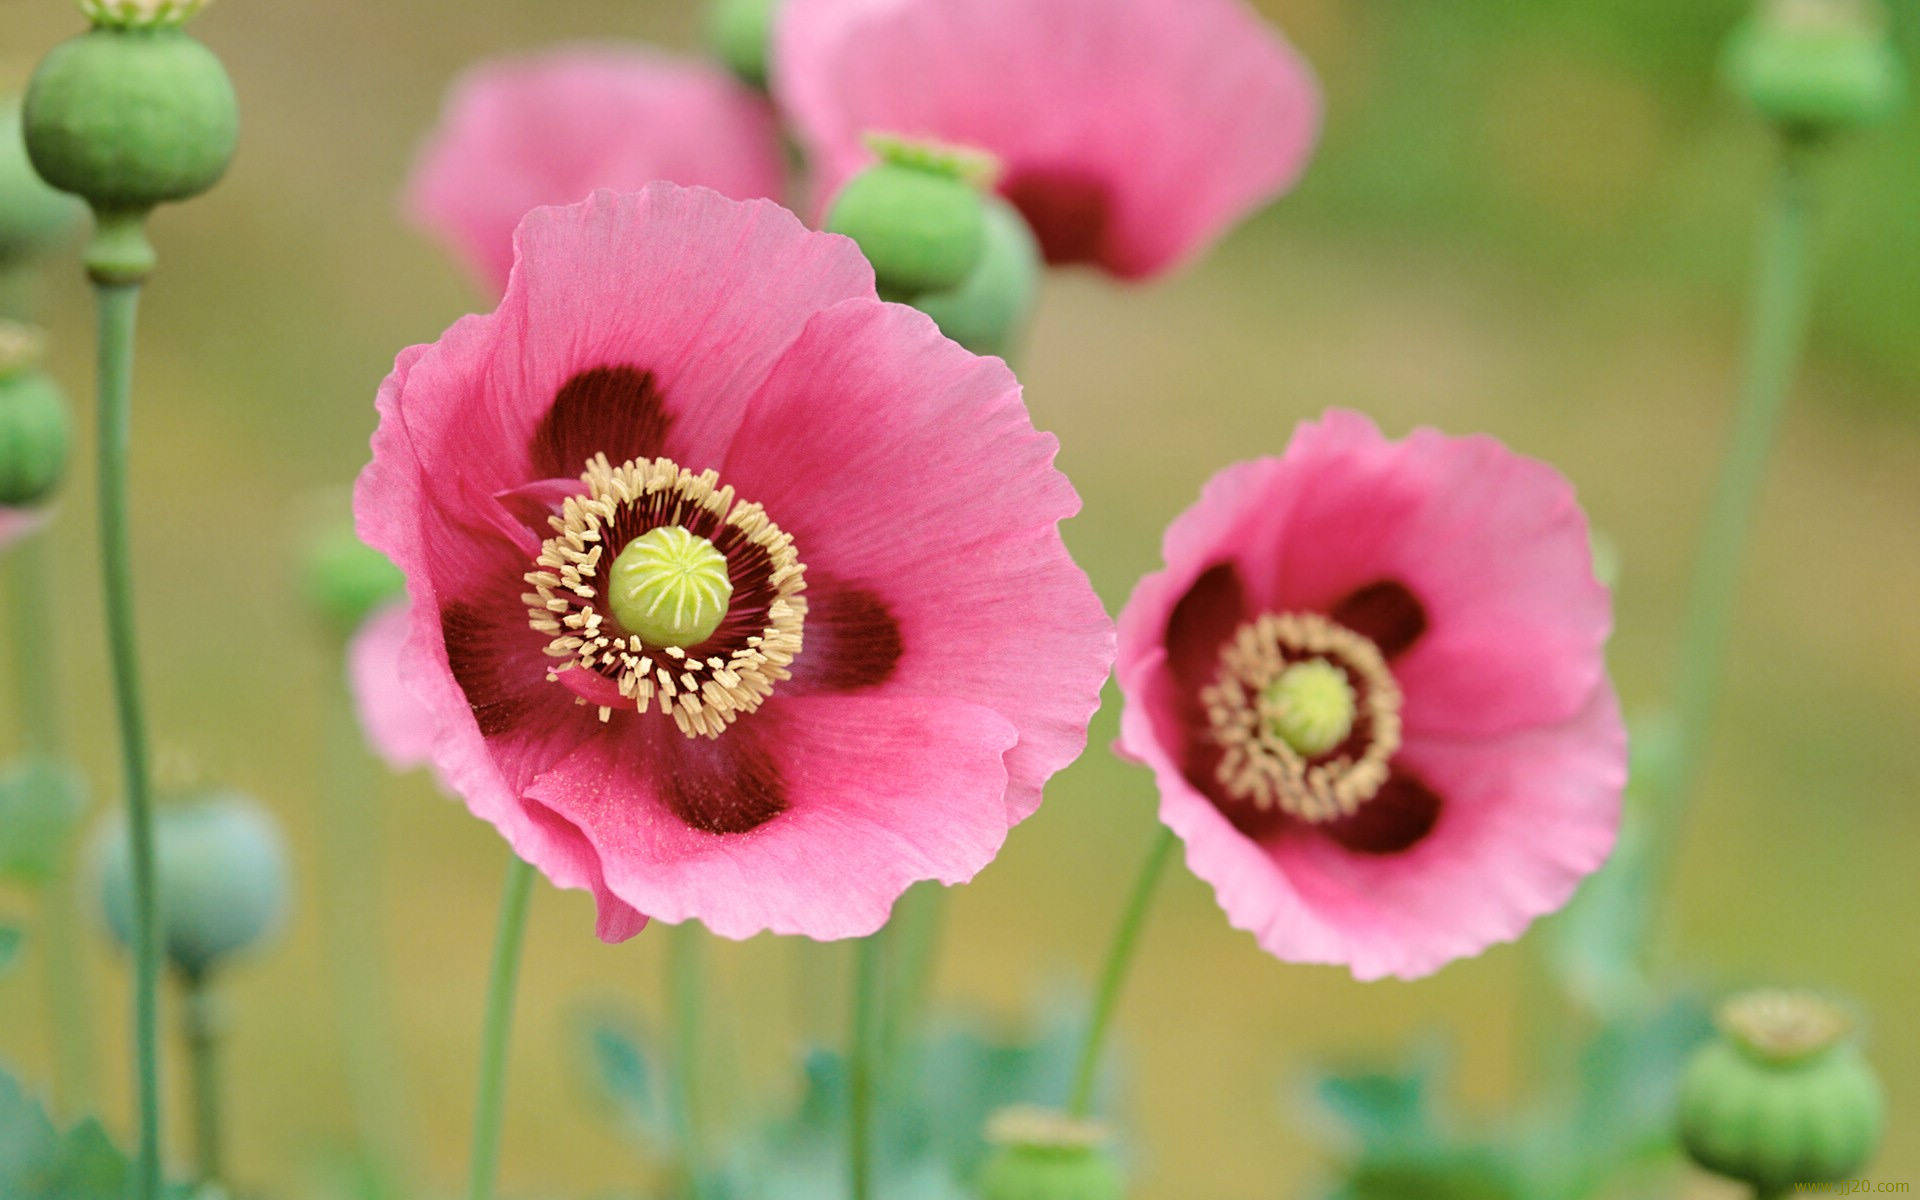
3 0 1916 1196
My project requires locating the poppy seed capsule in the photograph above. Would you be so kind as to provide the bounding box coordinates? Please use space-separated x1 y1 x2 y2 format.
23 25 237 219
708 0 781 91
1724 0 1905 135
911 195 1040 359
93 791 290 978
826 134 995 301
1679 991 1884 1191
978 1108 1125 1200
0 326 70 507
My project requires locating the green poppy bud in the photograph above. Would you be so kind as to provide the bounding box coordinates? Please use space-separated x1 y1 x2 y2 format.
302 518 406 634
708 0 782 91
1679 991 1884 1191
94 790 291 978
1724 0 1905 136
978 1107 1125 1200
0 757 87 887
0 324 71 507
912 195 1041 359
1 98 85 269
827 134 996 302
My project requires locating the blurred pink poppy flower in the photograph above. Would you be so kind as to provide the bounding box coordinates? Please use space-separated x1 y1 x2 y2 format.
355 183 1112 941
405 47 787 294
1115 411 1624 980
775 0 1321 280
0 508 47 550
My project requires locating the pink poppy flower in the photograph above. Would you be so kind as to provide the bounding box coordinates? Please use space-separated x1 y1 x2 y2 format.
1115 411 1624 980
354 183 1112 941
405 47 787 294
774 0 1321 280
0 508 47 550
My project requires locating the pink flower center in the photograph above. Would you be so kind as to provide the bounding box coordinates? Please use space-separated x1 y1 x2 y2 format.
524 453 807 738
1202 611 1403 823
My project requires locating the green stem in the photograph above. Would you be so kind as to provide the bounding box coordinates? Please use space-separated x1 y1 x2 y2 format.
848 928 887 1200
181 971 223 1186
95 277 163 1200
1653 142 1817 882
8 536 95 1115
467 854 536 1200
1069 827 1178 1118
667 922 710 1200
879 883 946 1073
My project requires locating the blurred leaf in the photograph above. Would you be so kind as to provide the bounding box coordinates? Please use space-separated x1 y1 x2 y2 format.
0 924 21 976
1337 1147 1526 1200
1314 1062 1441 1150
0 1065 194 1199
572 1008 674 1149
0 1066 60 1191
1307 1052 1530 1200
0 758 86 887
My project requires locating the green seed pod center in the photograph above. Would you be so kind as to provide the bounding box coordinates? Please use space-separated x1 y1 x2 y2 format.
607 525 734 648
1262 658 1358 758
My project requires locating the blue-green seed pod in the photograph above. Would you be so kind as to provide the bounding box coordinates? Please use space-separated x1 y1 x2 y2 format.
94 790 291 978
0 326 71 507
1679 991 1884 1191
302 518 406 635
913 195 1041 360
978 1108 1125 1200
708 0 782 91
1 98 85 268
23 25 238 217
827 134 996 302
1724 0 1905 135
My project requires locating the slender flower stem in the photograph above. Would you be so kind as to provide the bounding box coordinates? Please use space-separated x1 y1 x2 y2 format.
8 537 95 1115
1653 140 1816 880
667 921 711 1200
468 854 536 1200
95 277 163 1200
848 928 887 1200
181 971 224 1186
1069 827 1178 1118
879 883 945 1073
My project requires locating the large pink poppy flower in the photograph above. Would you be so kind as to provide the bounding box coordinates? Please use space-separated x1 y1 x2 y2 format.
774 0 1321 280
355 183 1112 941
405 47 786 294
1115 411 1624 980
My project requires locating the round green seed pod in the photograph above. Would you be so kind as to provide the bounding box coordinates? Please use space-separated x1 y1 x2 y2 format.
1 98 85 266
708 0 781 91
1724 0 1905 135
301 519 406 634
827 136 995 301
978 1108 1125 1200
913 195 1040 359
93 790 291 978
23 26 238 213
0 365 72 507
1679 991 1884 1191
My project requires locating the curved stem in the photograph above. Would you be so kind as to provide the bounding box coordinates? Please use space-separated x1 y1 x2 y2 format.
1652 141 1816 886
667 922 710 1200
467 854 536 1200
181 971 223 1187
880 883 946 1074
95 277 163 1200
8 536 95 1115
848 928 887 1200
1069 827 1177 1118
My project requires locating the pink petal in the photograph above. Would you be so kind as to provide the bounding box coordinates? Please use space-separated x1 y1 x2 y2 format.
347 601 437 768
721 299 1114 822
0 506 48 549
777 0 1321 278
526 694 1020 940
407 46 787 294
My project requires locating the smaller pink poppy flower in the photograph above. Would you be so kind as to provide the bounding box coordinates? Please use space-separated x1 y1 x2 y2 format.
0 507 48 550
355 183 1112 941
775 0 1321 280
406 46 787 294
1116 411 1624 980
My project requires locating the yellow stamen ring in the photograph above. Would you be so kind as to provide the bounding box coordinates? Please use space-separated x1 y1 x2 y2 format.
524 454 806 739
1202 611 1402 823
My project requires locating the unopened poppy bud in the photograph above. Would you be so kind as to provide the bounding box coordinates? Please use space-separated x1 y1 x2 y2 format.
302 519 405 634
1679 990 1884 1191
708 0 781 91
827 133 996 302
913 195 1040 359
94 790 291 978
978 1107 1125 1200
1 99 84 270
23 15 238 281
0 324 71 507
1724 0 1905 136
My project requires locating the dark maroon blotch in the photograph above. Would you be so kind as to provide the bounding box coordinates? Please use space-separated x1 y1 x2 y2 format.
1165 562 1250 694
533 365 673 479
660 734 788 835
1332 580 1427 659
442 601 540 737
1002 168 1114 268
1321 772 1442 855
786 584 903 694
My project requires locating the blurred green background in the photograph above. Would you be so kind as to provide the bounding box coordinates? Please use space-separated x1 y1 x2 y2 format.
2 0 1916 1196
